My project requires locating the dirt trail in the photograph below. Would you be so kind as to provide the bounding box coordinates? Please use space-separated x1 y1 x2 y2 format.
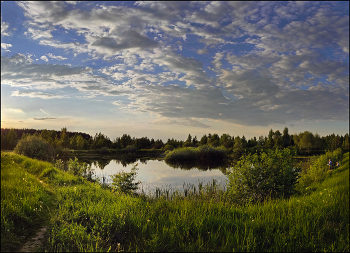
16 226 48 252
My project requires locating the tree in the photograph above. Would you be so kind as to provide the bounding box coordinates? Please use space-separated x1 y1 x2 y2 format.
233 136 243 159
59 127 70 148
192 136 198 146
200 134 208 145
120 134 133 149
294 131 315 153
209 133 220 147
266 129 274 148
184 134 193 147
273 130 283 149
3 129 18 150
282 127 290 148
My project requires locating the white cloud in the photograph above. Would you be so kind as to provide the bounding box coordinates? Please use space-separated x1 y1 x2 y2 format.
11 90 68 99
1 21 10 36
40 55 49 62
47 53 67 61
24 27 53 40
1 43 12 51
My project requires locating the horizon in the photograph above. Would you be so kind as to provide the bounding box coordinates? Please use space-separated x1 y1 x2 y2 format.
1 1 349 141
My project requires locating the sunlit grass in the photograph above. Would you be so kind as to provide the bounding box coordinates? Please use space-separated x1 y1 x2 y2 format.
1 151 349 252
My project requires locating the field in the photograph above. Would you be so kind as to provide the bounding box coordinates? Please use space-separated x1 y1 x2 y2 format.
1 151 349 252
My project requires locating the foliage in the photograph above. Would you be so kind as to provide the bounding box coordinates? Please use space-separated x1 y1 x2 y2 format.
100 146 109 155
227 148 301 204
66 157 94 180
165 146 227 162
1 152 349 252
110 164 140 194
124 144 137 153
296 148 343 191
14 135 55 162
163 144 175 151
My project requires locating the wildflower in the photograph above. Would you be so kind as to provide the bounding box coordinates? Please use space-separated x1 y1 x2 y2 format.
147 220 150 223
252 220 254 222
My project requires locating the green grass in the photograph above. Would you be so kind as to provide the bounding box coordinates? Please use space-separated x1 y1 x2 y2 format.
165 146 227 162
1 151 349 252
1 152 54 252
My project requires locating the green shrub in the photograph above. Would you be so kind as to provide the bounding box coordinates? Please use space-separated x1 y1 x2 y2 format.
296 148 343 191
164 146 227 162
227 148 300 204
164 144 175 151
14 135 55 162
66 157 93 180
100 147 109 155
124 145 137 153
110 164 140 194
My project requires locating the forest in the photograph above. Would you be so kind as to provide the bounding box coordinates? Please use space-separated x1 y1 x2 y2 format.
1 127 349 156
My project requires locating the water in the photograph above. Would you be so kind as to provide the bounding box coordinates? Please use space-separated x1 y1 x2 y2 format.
83 156 231 194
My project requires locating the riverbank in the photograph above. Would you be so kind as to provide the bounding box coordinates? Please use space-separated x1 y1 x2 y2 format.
1 151 348 252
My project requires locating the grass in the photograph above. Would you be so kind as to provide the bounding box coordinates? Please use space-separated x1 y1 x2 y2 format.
165 146 227 162
1 151 349 252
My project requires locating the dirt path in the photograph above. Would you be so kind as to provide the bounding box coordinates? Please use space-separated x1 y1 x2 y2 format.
16 226 48 252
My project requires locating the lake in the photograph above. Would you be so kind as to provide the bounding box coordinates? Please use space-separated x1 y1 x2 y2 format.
79 156 232 194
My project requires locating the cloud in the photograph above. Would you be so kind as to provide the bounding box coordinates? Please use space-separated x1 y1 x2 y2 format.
197 49 208 55
11 90 68 99
24 27 53 40
40 55 49 62
150 117 211 129
33 117 58 120
1 21 10 36
1 43 12 51
47 53 67 61
3 1 348 129
8 108 24 113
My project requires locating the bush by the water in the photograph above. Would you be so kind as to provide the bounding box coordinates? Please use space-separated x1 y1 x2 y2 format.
14 135 55 162
110 164 140 194
227 148 301 204
164 146 227 162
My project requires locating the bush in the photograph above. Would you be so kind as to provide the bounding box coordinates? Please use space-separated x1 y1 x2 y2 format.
227 148 300 205
66 157 94 180
124 145 137 153
110 164 140 194
100 147 109 155
14 135 55 162
164 144 175 151
296 148 343 191
164 146 227 162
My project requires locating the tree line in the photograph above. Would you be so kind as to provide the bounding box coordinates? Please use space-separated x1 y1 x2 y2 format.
1 127 349 155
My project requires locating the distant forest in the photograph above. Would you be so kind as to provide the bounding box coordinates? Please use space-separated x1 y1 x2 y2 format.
1 127 349 156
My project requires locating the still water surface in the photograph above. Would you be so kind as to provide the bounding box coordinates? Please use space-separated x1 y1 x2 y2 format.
85 157 231 194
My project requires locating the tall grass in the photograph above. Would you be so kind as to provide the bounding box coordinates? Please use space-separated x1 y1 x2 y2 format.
1 153 53 252
165 146 227 162
1 151 349 252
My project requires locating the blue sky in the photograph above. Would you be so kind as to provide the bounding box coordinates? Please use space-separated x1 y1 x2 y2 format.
1 1 349 141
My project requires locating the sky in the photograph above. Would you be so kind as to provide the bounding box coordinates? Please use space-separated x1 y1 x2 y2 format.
1 1 349 141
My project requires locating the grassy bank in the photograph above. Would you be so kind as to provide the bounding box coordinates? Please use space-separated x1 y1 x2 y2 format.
1 151 349 252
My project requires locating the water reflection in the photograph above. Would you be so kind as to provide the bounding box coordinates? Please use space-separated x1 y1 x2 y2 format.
67 155 232 193
165 159 230 175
